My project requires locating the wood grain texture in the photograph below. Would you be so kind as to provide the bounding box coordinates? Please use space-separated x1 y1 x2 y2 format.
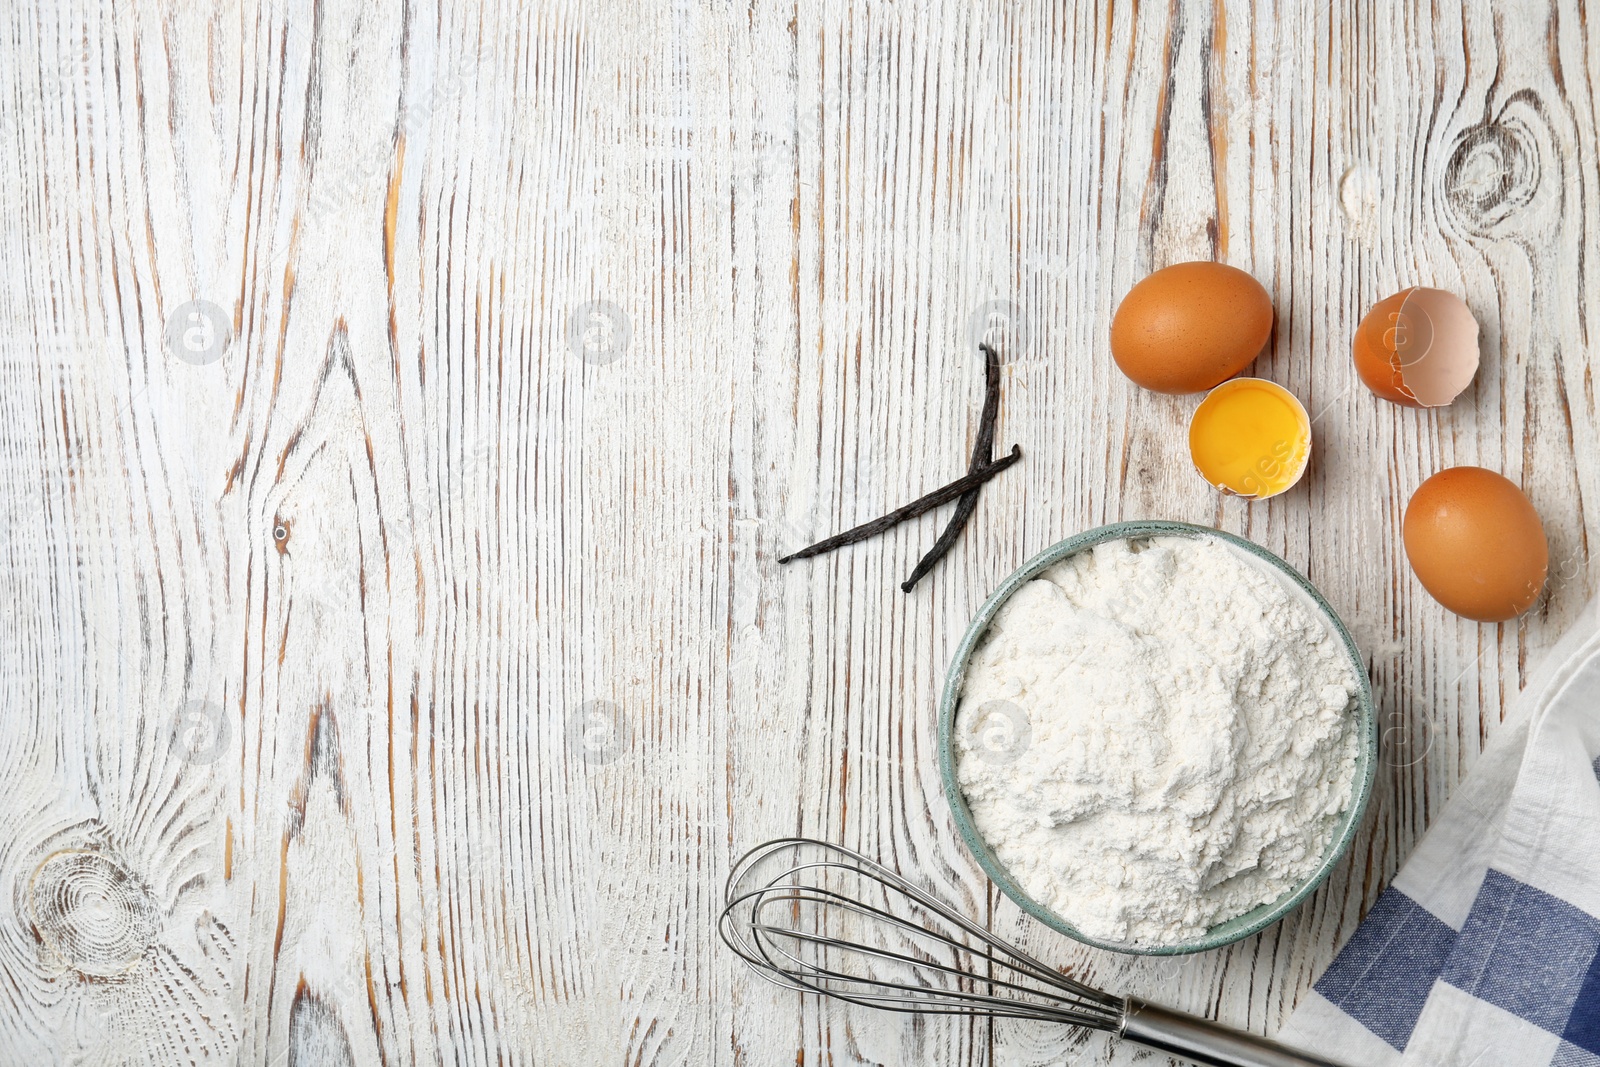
0 1 1595 1064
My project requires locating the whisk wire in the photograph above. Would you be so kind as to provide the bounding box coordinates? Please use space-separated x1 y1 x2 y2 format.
747 898 1113 1016
734 919 1098 1024
737 842 1113 997
721 837 1351 1067
749 920 1081 1021
720 838 1125 1030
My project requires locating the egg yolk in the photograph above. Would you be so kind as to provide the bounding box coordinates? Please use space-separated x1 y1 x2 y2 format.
1188 379 1311 499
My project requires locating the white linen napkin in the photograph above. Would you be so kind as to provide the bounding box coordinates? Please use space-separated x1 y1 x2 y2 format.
1280 596 1600 1066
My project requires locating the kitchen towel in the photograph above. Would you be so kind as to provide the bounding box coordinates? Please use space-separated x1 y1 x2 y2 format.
1280 596 1600 1067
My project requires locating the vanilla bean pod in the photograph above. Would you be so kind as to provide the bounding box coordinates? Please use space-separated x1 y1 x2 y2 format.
901 343 1002 591
777 445 1022 564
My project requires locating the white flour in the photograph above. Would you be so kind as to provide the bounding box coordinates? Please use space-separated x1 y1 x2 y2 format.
955 535 1361 947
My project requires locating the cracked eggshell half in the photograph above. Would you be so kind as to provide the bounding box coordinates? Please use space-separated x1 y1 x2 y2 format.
1352 287 1480 407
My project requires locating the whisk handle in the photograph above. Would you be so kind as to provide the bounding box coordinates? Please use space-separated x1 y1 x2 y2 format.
1121 998 1350 1067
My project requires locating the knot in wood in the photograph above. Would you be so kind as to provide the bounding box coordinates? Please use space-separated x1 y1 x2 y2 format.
1443 112 1542 236
28 850 160 978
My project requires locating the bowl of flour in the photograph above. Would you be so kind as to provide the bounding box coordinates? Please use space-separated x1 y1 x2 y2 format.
938 520 1376 955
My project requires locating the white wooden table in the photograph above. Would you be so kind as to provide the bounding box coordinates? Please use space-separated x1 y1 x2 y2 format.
1 2 1595 1064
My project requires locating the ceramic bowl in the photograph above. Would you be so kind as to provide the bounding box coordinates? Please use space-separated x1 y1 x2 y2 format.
937 519 1378 955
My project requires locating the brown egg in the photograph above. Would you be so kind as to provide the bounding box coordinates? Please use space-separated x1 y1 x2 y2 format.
1403 467 1548 622
1110 262 1274 394
1352 288 1479 407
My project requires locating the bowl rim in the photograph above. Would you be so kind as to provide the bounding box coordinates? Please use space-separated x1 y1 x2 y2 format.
936 519 1379 956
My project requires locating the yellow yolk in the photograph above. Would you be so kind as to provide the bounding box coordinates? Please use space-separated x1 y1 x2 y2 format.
1188 379 1311 499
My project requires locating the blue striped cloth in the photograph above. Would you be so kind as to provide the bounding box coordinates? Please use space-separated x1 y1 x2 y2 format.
1281 599 1600 1066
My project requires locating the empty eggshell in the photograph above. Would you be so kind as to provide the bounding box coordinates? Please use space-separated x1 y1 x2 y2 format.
1352 287 1480 407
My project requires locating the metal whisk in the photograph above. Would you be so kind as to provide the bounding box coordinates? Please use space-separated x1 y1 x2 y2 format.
720 838 1347 1067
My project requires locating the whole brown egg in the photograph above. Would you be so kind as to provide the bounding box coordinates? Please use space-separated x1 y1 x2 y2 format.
1402 467 1549 622
1110 262 1274 394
